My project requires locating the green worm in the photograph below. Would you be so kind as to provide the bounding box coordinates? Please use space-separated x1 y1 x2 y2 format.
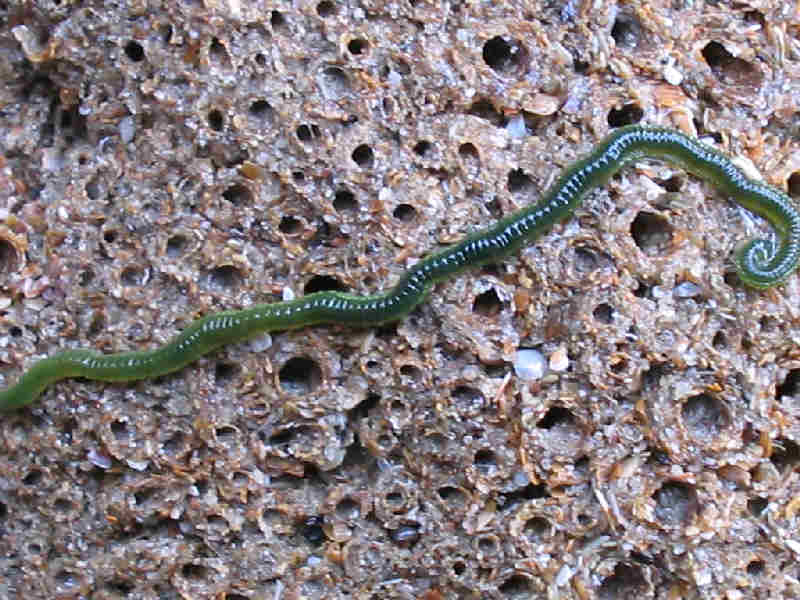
2 125 799 411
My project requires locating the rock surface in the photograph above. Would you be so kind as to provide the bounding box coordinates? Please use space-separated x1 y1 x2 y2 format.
1 1 800 598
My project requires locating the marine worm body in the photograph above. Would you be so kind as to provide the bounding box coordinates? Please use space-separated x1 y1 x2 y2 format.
2 125 799 411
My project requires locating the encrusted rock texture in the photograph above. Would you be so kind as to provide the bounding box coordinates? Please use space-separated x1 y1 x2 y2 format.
1 1 800 598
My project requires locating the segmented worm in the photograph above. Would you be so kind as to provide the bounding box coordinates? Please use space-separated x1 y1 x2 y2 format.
2 125 798 411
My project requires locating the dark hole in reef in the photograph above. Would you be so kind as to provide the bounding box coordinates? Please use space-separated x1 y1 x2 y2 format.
712 330 727 349
507 168 534 195
215 426 236 444
23 470 43 486
741 334 753 351
106 580 135 594
102 229 117 244
451 385 484 413
742 422 757 445
770 437 800 471
54 570 78 586
166 234 187 257
278 215 302 235
482 36 526 73
133 487 155 506
701 41 760 86
121 266 146 287
181 564 208 580
653 481 697 524
629 551 654 565
574 247 598 272
476 535 497 553
466 98 505 127
61 417 77 443
0 239 19 273
270 10 286 29
207 515 228 533
575 456 591 477
320 66 350 97
608 103 644 127
296 123 320 142
437 486 468 510
788 172 800 199
348 392 380 420
413 140 431 156
390 523 420 546
633 279 649 298
214 363 238 384
472 288 503 316
497 574 534 596
630 211 672 255
209 37 227 61
85 177 103 200
222 184 252 205
110 420 129 441
207 109 224 131
760 315 777 332
316 1 336 17
393 203 416 222
159 24 173 44
267 428 294 446
459 142 479 160
723 269 741 288
598 563 648 599
610 13 642 49
351 144 374 167
610 357 628 374
375 321 398 338
163 431 185 456
336 498 360 519
537 405 574 430
593 303 614 323
301 515 325 545
573 58 590 73
747 559 765 576
660 174 683 192
279 357 322 394
523 516 550 541
304 274 345 294
334 189 357 212
249 99 272 119
748 496 768 517
498 483 550 512
87 312 104 336
209 265 242 289
399 364 421 380
347 38 368 55
141 112 156 130
681 393 728 440
776 368 800 399
474 448 497 473
124 40 144 62
59 105 87 140
377 433 394 450
385 490 405 510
